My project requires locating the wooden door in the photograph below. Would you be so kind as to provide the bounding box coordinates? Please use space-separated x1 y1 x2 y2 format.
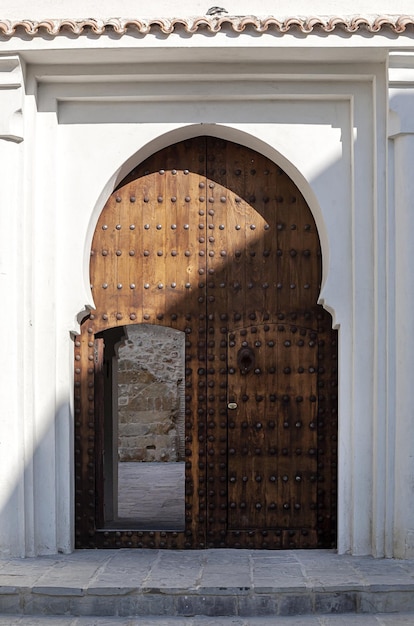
74 137 338 549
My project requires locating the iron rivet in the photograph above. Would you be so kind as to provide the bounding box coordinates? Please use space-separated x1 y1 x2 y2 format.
157 196 163 203
184 169 189 175
199 196 205 202
171 282 176 288
219 225 225 230
130 283 135 289
144 196 149 203
116 224 121 230
144 224 150 229
102 283 108 289
171 224 177 230
171 250 177 256
116 250 121 256
129 250 135 256
144 283 150 289
171 197 177 203
172 169 177 175
157 250 163 256
130 313 136 320
144 250 149 256
185 250 190 256
220 196 226 203
185 283 191 288
117 283 122 289
144 314 150 320
102 250 108 256
115 196 121 203
116 313 122 320
102 224 108 230
158 283 164 289
159 169 165 175
102 314 108 320
184 224 189 230
250 224 256 230
185 196 191 202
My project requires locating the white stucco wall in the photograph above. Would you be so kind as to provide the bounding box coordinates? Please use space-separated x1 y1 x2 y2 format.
1 0 414 19
0 1 413 558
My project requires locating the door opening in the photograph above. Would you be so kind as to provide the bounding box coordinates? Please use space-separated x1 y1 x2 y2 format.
95 325 186 531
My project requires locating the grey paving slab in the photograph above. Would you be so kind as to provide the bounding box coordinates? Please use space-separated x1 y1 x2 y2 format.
87 550 160 593
143 551 204 591
199 551 251 592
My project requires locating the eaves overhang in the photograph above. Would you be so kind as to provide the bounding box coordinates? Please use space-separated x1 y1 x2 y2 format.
0 14 413 37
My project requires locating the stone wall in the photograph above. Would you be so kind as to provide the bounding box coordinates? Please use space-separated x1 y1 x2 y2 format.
117 325 185 463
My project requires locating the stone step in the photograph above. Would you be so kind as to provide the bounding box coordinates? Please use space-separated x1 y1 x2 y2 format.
0 550 413 619
1 616 414 625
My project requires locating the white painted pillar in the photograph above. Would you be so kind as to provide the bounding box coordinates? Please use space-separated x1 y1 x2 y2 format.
0 57 25 556
393 130 414 558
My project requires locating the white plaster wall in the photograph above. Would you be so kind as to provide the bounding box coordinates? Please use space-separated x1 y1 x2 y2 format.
389 57 414 557
1 0 414 19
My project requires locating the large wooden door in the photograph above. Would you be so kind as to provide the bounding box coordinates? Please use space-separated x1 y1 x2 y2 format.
75 137 337 549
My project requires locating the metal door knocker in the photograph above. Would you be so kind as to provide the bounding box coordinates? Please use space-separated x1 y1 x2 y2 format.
237 346 255 374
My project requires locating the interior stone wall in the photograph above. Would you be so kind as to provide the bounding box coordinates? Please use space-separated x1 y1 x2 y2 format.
116 324 185 463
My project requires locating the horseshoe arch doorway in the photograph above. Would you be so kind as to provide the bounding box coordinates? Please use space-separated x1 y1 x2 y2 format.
74 136 338 549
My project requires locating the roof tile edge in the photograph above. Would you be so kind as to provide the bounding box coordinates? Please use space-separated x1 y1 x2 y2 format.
0 15 413 37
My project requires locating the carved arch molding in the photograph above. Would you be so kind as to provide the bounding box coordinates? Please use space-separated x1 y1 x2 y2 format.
75 136 338 549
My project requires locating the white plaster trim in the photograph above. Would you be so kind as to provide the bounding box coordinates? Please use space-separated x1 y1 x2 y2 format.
0 15 413 37
0 56 23 143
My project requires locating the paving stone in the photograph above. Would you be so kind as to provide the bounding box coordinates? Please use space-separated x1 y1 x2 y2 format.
359 590 414 613
144 551 203 591
314 591 357 614
237 594 279 617
176 594 238 617
279 593 314 616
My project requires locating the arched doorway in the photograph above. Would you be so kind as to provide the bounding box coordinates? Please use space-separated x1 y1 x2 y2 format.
74 136 338 549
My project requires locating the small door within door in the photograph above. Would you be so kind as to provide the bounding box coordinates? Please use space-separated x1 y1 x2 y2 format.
227 324 318 542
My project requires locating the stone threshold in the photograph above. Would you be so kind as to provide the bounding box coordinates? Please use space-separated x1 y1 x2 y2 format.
0 549 413 618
